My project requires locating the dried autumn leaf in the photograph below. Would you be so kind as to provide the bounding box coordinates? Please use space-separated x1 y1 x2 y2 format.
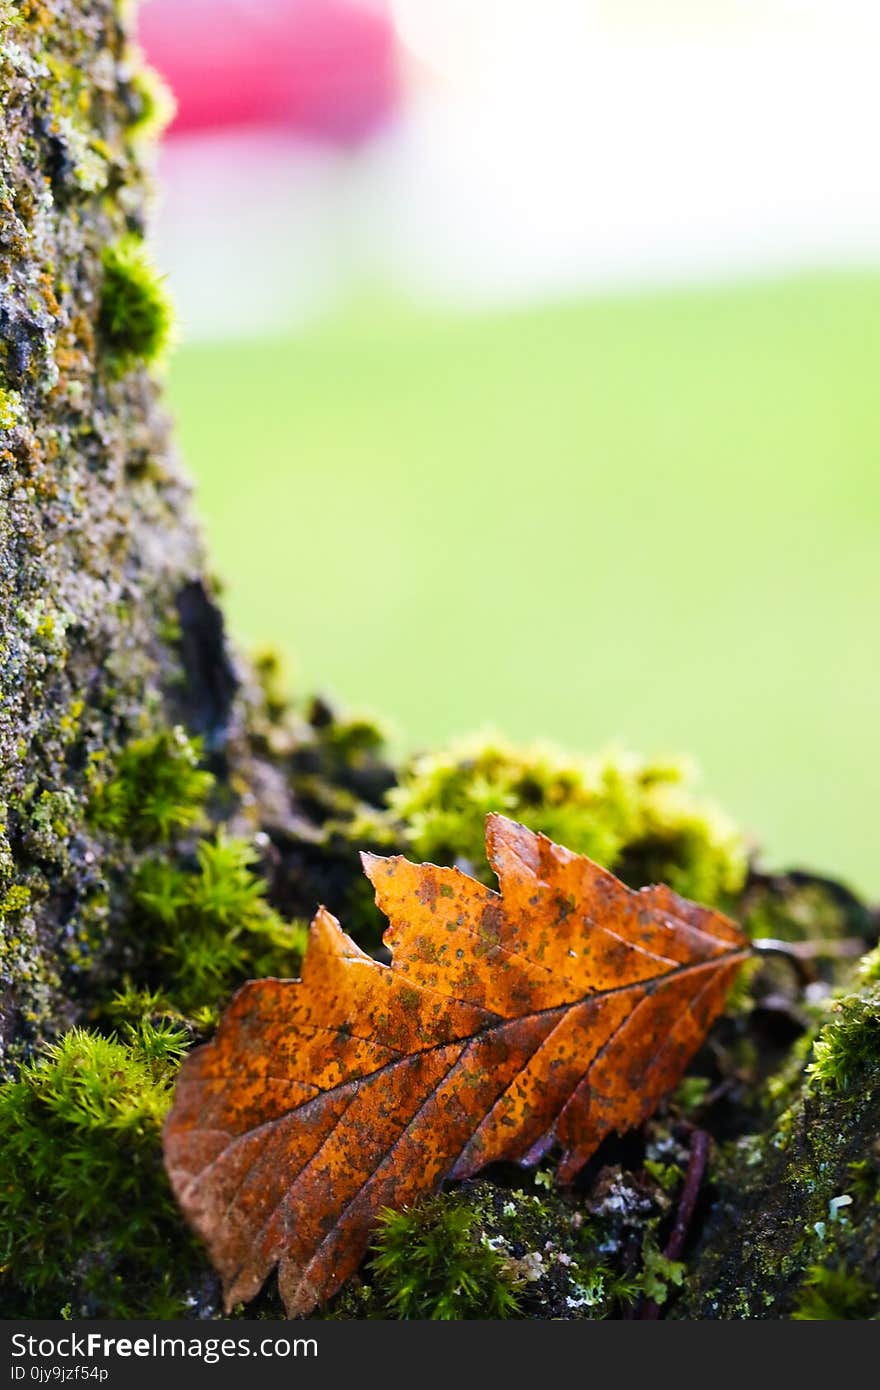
163 814 748 1316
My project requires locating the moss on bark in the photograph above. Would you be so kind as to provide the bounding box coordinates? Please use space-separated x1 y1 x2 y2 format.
0 0 208 1057
676 982 880 1319
0 0 381 1065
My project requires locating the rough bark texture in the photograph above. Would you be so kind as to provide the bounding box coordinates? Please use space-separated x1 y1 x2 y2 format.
677 1058 880 1318
0 1 396 1071
0 0 212 1058
1 0 878 1321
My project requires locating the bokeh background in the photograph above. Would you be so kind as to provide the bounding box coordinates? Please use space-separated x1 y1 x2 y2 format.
139 0 879 895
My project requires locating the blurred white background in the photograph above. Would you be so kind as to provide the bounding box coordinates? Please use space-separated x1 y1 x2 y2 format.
146 0 880 338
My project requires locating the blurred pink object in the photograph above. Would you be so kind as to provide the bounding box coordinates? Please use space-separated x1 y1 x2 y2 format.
138 0 399 143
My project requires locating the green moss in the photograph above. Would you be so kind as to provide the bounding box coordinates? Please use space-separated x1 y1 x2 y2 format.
0 386 23 429
638 1237 685 1305
329 1179 644 1321
133 834 308 1016
791 1263 877 1320
679 972 880 1318
0 1025 201 1316
858 943 880 985
741 872 874 946
368 1195 521 1319
87 727 213 845
97 235 174 374
48 114 107 193
643 1159 684 1194
245 692 403 949
97 981 213 1044
320 714 388 766
27 788 78 864
671 1075 713 1117
0 0 241 1056
0 884 30 915
252 645 291 725
389 737 746 905
805 986 880 1095
126 63 176 143
294 696 395 805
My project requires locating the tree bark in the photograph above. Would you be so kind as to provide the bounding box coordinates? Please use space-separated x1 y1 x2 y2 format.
0 0 299 1064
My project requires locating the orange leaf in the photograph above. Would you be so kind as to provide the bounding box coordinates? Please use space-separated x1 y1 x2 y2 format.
163 813 748 1316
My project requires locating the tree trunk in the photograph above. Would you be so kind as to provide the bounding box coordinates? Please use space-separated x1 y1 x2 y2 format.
1 0 202 1056
0 0 383 1066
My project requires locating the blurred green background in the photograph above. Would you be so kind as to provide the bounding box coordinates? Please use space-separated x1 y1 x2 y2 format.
169 270 880 897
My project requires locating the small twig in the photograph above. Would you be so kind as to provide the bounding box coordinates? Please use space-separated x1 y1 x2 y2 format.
699 1077 735 1109
664 1128 710 1263
639 1128 711 1320
752 936 867 961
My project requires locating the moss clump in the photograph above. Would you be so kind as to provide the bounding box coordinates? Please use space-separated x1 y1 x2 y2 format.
82 722 306 1021
858 944 880 985
0 1024 202 1316
678 977 880 1318
740 870 875 946
638 1237 685 1305
97 235 174 374
132 835 308 1017
805 986 880 1095
330 1179 645 1321
252 689 403 950
252 645 291 726
1 883 30 915
389 737 746 905
792 1263 877 1320
87 727 214 845
368 1195 521 1319
291 695 397 816
0 386 23 429
0 0 211 1052
126 63 176 143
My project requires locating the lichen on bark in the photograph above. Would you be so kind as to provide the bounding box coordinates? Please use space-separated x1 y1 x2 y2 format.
0 0 359 1065
0 0 210 1057
677 980 880 1319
